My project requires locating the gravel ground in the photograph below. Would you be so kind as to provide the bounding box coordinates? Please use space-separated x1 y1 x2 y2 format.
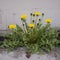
0 47 60 60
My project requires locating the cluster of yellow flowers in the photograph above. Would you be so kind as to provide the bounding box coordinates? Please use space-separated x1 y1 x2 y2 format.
8 24 16 29
8 11 52 29
21 14 27 19
45 18 52 23
28 24 35 28
34 11 41 16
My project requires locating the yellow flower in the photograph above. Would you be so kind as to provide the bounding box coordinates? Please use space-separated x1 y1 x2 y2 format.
8 24 16 29
20 14 27 19
34 11 41 16
28 24 34 28
45 18 52 23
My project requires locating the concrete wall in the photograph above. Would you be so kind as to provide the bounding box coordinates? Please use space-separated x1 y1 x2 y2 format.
0 0 60 30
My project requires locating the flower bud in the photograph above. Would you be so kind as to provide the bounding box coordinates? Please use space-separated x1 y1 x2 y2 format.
39 19 41 21
23 23 25 26
37 23 39 26
42 13 44 16
32 20 35 23
33 14 35 16
30 13 32 16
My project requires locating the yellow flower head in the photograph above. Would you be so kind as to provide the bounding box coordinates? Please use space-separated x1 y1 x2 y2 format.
45 18 52 23
8 24 16 29
28 24 34 28
34 11 41 16
20 14 27 19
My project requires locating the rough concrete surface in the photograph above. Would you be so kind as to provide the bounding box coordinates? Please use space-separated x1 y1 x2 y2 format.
0 48 60 60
